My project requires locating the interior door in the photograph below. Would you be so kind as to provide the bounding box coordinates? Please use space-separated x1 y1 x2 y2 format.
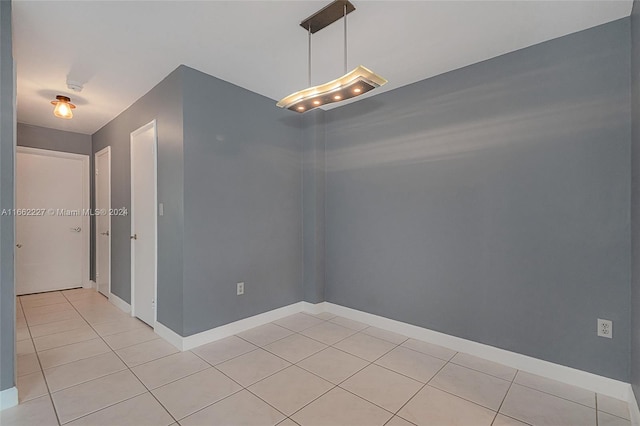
96 147 111 297
16 148 89 295
131 121 157 326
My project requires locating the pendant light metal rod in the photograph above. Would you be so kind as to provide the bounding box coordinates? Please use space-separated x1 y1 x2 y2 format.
308 25 312 86
343 4 347 74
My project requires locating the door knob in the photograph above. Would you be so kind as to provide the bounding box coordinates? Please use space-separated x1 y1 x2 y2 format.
130 234 137 240
16 244 22 248
100 231 110 236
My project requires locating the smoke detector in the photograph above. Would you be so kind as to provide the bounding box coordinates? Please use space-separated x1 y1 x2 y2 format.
66 80 83 92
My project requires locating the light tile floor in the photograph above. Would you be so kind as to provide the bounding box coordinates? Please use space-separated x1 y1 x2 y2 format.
2 288 632 426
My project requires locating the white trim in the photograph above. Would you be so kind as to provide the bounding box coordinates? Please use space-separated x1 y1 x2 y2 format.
95 146 111 298
630 386 640 426
130 120 158 327
0 387 18 411
84 279 95 289
108 292 131 314
155 302 308 351
15 147 90 295
154 321 185 351
321 302 630 400
149 299 632 400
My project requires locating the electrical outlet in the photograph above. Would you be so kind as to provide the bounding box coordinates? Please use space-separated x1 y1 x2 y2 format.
597 318 612 338
237 282 244 295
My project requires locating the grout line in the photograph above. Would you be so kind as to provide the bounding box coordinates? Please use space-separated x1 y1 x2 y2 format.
19 296 64 426
59 288 180 425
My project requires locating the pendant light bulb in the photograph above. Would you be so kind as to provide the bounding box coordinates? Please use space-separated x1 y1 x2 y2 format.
51 95 76 119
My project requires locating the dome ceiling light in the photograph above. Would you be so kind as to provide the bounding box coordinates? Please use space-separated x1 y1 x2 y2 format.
51 95 76 119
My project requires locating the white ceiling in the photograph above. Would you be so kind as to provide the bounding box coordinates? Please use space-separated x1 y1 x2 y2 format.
13 0 632 135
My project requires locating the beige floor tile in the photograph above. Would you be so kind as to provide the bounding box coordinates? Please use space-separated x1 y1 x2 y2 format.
16 327 31 341
181 389 285 426
17 353 41 376
398 385 495 426
278 419 301 426
492 414 530 426
514 371 596 408
308 312 336 320
598 411 631 426
598 394 630 420
429 363 511 411
132 351 210 389
91 317 148 337
401 339 457 361
82 311 128 325
301 322 358 345
44 351 127 392
66 392 174 426
33 326 98 352
375 346 446 383
16 316 27 328
26 309 83 327
152 367 242 420
0 395 58 426
29 318 89 338
217 348 291 386
237 323 294 347
103 326 158 350
51 369 146 424
115 338 179 367
21 293 67 308
17 370 48 403
23 301 74 317
249 365 334 415
264 333 327 363
274 313 326 332
39 338 111 369
361 327 408 345
334 333 397 362
191 335 257 365
500 384 596 426
62 288 101 301
341 364 422 412
17 338 35 355
292 387 393 426
385 415 416 426
329 316 370 331
450 352 517 381
298 347 369 384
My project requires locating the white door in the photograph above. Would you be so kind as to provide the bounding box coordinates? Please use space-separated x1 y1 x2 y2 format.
131 121 157 326
95 147 111 297
16 147 89 295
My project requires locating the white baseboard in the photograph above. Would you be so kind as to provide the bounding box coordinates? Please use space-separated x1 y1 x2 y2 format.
321 302 630 400
0 386 18 411
108 292 131 314
148 299 631 401
84 280 95 289
630 386 640 426
155 302 307 351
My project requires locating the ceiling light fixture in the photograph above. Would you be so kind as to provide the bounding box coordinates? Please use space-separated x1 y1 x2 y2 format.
277 0 387 113
51 95 76 119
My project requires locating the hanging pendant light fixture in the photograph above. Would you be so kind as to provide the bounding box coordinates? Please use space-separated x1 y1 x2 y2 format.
277 0 387 113
51 95 76 119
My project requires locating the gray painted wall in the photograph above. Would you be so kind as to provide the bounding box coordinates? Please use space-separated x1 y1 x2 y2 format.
324 19 631 381
303 110 326 303
631 0 640 406
17 123 91 155
0 0 15 392
92 67 184 334
180 66 303 335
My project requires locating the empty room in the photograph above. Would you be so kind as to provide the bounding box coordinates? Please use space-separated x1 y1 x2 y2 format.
1 0 640 425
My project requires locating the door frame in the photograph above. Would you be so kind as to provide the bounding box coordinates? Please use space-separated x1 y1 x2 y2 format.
130 120 158 325
16 146 91 290
95 146 111 297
